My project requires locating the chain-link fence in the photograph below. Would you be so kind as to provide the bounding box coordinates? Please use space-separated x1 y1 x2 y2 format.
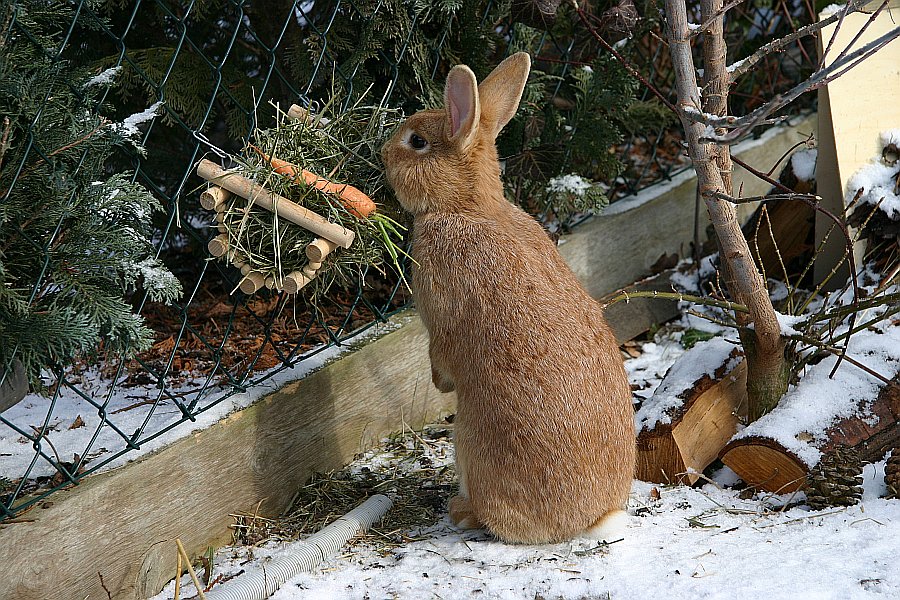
0 0 817 520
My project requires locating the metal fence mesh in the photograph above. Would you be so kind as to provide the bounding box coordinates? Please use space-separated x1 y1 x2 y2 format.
0 0 816 519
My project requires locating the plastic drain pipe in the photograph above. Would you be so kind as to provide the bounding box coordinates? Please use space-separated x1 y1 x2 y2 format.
203 494 393 600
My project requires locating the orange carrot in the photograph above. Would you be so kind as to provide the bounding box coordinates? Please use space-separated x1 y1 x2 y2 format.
250 144 376 219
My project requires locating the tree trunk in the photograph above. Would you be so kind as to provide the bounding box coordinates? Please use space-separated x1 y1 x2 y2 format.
664 0 789 420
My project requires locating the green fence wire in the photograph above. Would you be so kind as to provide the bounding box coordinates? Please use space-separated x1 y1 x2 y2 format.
0 0 816 520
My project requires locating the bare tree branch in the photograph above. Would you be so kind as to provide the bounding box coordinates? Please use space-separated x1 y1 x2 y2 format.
729 0 869 78
693 23 900 142
690 0 747 38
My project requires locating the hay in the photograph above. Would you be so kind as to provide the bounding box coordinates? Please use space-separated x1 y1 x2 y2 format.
211 92 409 303
229 423 457 551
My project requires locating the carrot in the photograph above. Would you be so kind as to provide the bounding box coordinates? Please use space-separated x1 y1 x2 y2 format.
249 144 376 219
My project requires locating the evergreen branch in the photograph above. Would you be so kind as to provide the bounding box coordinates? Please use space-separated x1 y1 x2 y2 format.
0 116 11 173
23 118 109 174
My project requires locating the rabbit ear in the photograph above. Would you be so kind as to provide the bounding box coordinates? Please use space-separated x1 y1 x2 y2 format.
477 52 531 139
445 65 481 149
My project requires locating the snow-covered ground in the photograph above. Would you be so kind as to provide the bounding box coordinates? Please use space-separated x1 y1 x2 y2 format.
149 321 900 600
150 439 898 600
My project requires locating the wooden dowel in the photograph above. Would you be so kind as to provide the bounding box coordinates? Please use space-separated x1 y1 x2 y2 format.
282 270 314 294
207 234 229 257
306 237 338 263
265 275 276 290
239 271 266 295
306 261 322 271
196 159 355 249
199 185 232 210
287 104 331 127
239 263 251 276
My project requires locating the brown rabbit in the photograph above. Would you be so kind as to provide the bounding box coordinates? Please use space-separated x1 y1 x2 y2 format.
381 52 635 544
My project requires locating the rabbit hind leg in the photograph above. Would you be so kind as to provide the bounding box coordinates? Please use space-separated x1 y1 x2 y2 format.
449 495 483 529
584 509 629 542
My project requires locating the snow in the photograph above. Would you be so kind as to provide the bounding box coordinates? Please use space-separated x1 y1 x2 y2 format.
846 160 900 219
733 325 900 467
820 3 847 18
879 129 900 149
790 148 817 182
151 462 900 600
546 174 592 196
85 66 121 87
775 311 806 336
634 337 738 432
625 337 685 402
116 101 164 139
0 319 402 481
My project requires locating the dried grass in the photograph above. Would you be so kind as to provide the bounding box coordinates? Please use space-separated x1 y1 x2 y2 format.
229 423 457 552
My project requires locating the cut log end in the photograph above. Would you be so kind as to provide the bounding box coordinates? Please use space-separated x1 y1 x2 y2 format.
306 237 338 263
720 438 808 493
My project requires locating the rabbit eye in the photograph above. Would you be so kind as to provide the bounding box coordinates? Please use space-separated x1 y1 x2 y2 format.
408 133 428 150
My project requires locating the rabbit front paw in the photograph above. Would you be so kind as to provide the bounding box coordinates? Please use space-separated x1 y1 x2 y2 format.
432 366 455 393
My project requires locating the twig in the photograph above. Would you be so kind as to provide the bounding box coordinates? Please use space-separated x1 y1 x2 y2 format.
710 166 862 373
600 289 749 313
729 0 869 79
175 538 208 600
704 190 821 205
785 333 897 387
698 24 900 139
0 116 11 173
174 549 183 600
573 2 678 114
691 0 746 37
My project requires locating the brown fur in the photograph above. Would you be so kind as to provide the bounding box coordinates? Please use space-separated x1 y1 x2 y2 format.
381 53 635 544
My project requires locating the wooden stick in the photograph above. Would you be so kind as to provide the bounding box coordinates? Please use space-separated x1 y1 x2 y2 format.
174 546 182 600
283 270 314 294
306 237 338 263
207 234 229 257
239 271 266 295
199 185 232 210
287 104 331 126
175 539 207 600
196 159 355 248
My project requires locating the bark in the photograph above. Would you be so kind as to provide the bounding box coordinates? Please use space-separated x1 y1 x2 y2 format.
665 0 789 420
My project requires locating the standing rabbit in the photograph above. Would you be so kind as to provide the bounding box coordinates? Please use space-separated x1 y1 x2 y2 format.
381 52 635 544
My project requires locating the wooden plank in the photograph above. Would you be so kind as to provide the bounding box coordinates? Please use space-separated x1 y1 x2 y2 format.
813 1 900 286
0 316 455 600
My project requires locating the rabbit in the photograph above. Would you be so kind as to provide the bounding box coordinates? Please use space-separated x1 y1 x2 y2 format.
381 52 635 545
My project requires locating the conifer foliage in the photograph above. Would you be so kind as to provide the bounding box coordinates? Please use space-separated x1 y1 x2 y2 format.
0 2 181 388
